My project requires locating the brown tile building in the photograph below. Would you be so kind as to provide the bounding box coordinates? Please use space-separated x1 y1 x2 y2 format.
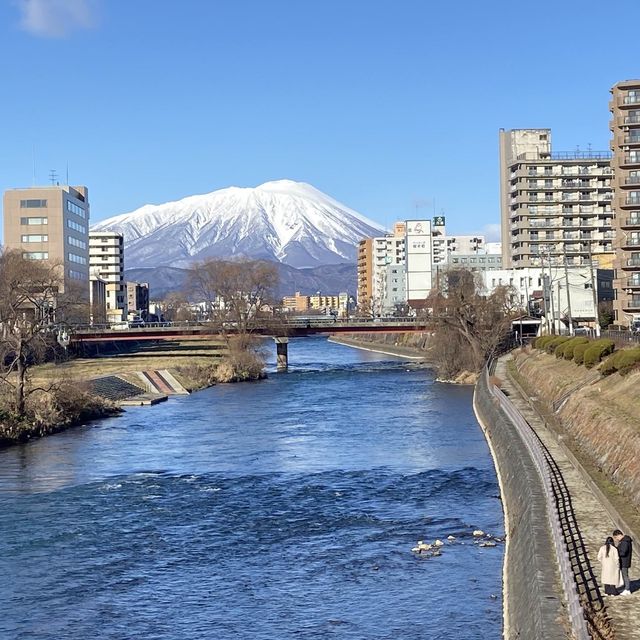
609 80 640 326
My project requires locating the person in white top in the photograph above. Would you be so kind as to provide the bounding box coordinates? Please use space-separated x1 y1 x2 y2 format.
597 536 623 596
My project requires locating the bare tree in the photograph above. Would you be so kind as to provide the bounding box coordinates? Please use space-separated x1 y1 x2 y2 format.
428 268 518 374
186 258 279 333
0 249 87 415
162 292 193 322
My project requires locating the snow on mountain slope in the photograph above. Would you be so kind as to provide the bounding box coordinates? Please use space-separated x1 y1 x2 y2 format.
92 180 385 269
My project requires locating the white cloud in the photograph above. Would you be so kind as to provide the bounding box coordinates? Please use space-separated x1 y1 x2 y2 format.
17 0 98 38
482 223 501 242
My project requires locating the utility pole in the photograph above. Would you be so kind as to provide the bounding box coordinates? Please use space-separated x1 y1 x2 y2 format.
557 280 562 335
548 259 557 335
562 246 574 336
587 242 600 337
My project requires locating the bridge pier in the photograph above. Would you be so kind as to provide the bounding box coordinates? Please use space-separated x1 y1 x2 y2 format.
274 337 289 371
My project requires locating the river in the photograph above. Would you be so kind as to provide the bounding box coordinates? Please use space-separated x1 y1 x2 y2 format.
0 337 503 639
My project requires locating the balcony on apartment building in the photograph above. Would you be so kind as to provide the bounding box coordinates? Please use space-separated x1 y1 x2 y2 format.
622 295 640 311
621 214 640 229
622 155 640 168
623 196 640 207
621 236 640 249
623 257 640 269
626 276 640 289
621 176 640 188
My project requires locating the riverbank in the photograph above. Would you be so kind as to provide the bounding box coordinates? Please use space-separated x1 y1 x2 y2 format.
0 338 267 449
330 333 479 383
328 334 428 360
490 352 640 640
0 392 120 448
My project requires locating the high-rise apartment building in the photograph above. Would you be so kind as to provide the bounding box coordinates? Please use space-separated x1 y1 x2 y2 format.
499 129 614 270
89 231 126 322
610 79 640 326
2 185 90 294
357 225 406 313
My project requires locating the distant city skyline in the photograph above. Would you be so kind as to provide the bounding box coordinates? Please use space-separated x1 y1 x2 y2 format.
1 0 639 244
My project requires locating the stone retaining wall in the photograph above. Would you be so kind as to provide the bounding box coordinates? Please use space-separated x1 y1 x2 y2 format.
474 373 569 639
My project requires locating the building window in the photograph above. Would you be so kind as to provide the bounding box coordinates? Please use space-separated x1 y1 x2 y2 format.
23 251 48 260
21 234 48 242
67 219 86 233
69 269 87 280
20 216 48 225
20 199 47 208
68 252 87 265
66 200 86 218
68 236 87 249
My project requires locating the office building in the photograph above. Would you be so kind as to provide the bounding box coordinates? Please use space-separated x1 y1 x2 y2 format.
405 219 433 307
89 231 126 322
3 185 90 295
499 129 614 270
610 79 640 326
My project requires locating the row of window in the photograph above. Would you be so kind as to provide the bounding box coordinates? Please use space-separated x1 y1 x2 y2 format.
68 252 87 265
68 235 87 250
69 269 87 280
67 200 86 219
20 216 48 225
20 199 47 208
24 252 48 260
21 234 48 243
67 219 86 233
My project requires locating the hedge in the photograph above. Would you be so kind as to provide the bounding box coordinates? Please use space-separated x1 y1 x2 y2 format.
600 347 640 376
545 336 570 354
583 339 616 369
534 335 554 349
557 336 590 360
573 342 591 366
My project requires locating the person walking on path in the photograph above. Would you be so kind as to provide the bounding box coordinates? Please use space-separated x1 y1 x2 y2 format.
597 537 623 596
613 529 633 595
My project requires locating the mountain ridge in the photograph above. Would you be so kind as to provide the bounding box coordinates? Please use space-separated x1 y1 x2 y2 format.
93 180 384 269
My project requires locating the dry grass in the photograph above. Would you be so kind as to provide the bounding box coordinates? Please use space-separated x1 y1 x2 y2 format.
30 339 229 385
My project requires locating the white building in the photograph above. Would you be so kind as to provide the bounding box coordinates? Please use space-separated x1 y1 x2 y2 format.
89 231 126 322
481 265 598 333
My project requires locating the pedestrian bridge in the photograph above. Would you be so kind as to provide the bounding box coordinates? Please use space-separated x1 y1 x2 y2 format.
70 317 429 343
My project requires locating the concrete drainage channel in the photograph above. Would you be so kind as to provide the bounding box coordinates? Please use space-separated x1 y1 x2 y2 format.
89 370 189 406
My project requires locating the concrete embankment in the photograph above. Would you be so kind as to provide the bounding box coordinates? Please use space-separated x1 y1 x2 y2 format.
329 332 432 360
473 370 569 639
512 348 640 520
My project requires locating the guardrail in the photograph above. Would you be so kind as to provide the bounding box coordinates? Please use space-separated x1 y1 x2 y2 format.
69 317 428 336
485 364 591 640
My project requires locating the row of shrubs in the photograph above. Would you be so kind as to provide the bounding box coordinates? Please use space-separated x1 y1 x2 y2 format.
533 334 640 375
533 335 615 368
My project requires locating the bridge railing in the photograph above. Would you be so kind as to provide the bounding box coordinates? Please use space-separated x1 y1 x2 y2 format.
69 316 428 336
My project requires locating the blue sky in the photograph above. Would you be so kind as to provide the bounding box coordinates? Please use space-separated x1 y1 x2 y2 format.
1 0 639 241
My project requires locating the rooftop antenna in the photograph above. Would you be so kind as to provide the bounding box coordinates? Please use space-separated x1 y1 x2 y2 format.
49 169 58 185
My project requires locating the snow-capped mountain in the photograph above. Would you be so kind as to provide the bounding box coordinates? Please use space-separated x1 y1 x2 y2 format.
92 180 385 269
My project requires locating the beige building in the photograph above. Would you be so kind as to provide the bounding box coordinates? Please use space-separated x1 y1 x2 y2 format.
2 185 90 294
610 80 640 326
282 291 310 312
499 129 615 270
126 281 149 318
89 231 126 322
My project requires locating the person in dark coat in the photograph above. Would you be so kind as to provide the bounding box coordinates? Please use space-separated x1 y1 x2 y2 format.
613 529 633 595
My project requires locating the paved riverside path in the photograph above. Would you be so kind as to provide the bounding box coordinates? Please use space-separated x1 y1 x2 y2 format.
497 355 640 640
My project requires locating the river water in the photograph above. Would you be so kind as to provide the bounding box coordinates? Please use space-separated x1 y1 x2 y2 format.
0 337 503 639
